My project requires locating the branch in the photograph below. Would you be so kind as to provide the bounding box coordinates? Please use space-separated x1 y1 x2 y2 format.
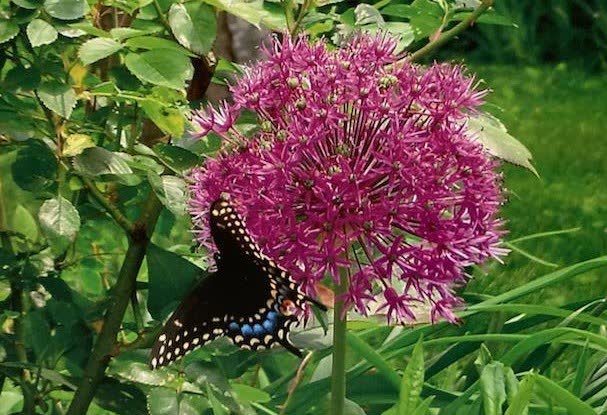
81 177 135 234
408 0 494 62
65 193 162 415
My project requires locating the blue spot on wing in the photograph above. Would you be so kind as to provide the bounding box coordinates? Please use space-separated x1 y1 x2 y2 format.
263 319 275 332
241 324 253 336
253 324 264 335
229 322 239 332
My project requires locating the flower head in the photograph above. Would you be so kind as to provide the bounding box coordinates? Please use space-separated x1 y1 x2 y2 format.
189 34 507 324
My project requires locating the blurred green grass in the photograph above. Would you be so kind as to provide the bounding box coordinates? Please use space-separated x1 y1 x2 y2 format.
467 64 607 303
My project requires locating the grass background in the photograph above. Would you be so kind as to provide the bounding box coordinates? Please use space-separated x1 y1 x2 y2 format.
466 64 607 303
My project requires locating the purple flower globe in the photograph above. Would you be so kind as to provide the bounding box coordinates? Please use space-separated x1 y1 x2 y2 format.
189 34 507 324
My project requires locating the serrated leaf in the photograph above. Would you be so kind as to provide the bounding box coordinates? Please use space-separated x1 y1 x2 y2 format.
468 113 538 176
63 134 95 157
39 196 81 255
140 100 185 138
12 139 57 192
37 81 77 119
168 3 217 55
79 37 123 65
480 362 506 415
398 337 424 414
148 172 187 216
73 147 140 185
0 19 20 44
26 19 58 47
44 0 87 20
153 143 199 172
146 243 202 320
125 49 193 90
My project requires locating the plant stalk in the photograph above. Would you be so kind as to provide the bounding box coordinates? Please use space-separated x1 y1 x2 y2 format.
65 194 162 415
330 267 349 415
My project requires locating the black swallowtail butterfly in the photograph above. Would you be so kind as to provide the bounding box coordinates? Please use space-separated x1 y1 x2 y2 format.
149 197 326 369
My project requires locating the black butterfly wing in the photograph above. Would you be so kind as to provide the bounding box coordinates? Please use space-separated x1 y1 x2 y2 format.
149 198 323 369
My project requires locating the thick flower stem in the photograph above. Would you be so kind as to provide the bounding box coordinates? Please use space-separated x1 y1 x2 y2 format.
330 267 349 415
65 194 162 415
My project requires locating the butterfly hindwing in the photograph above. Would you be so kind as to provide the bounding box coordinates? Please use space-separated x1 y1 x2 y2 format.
149 198 323 369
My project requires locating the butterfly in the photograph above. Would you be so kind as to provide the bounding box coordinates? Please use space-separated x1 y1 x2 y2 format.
149 197 326 369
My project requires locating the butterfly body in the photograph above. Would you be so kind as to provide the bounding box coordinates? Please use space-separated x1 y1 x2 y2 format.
149 199 323 369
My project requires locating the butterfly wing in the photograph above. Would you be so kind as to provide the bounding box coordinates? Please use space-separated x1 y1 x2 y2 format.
149 270 229 369
149 198 323 369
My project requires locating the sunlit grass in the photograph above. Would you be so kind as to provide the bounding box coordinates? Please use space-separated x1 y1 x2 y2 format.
467 64 607 303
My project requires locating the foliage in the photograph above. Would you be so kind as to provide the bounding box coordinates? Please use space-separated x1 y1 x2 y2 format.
0 1 605 415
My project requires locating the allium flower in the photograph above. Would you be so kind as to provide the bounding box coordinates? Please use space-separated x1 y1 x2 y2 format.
189 34 507 324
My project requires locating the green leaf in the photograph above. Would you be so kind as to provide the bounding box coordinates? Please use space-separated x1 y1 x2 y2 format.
398 337 424 414
0 19 19 44
12 139 57 192
202 0 286 31
232 384 271 403
37 81 77 119
109 351 169 386
73 147 132 176
153 143 199 172
147 388 178 415
125 36 194 56
169 3 216 55
504 373 533 415
26 19 58 47
9 204 39 242
147 173 188 216
73 147 140 185
44 0 87 20
205 383 232 415
146 243 203 319
535 374 596 415
63 134 95 157
12 0 44 10
3 65 41 91
468 112 538 176
39 196 81 255
79 37 123 65
479 362 506 415
411 396 434 415
125 50 193 90
140 100 185 138
571 341 589 396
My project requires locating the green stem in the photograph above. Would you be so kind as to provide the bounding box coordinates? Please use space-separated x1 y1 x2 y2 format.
408 0 494 62
282 0 296 35
65 194 162 415
81 177 135 233
330 267 349 415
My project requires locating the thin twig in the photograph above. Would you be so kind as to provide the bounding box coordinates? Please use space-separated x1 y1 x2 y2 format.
81 177 135 233
408 0 494 62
